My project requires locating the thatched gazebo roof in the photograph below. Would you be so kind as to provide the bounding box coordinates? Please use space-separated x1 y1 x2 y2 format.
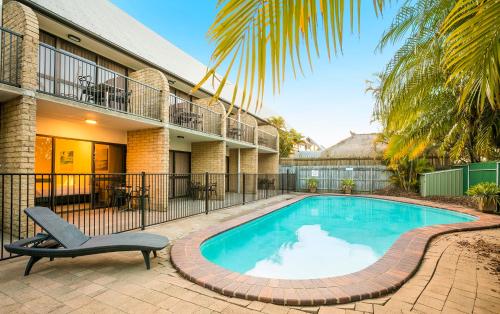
320 132 386 159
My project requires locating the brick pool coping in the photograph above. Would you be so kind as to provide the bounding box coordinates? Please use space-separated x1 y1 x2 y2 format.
170 194 500 306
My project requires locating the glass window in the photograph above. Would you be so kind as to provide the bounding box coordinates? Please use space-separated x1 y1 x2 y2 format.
35 136 53 173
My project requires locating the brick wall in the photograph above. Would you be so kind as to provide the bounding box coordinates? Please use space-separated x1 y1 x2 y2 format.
3 1 39 90
241 148 258 193
191 141 225 198
0 1 39 236
127 128 169 210
129 68 169 122
259 153 279 174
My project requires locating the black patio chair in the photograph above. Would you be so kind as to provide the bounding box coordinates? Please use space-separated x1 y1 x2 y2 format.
4 207 169 276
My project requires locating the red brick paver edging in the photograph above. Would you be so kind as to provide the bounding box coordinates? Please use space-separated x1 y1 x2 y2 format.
170 194 500 306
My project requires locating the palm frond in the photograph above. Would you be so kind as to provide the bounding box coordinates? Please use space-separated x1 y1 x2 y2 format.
193 0 384 112
441 0 500 111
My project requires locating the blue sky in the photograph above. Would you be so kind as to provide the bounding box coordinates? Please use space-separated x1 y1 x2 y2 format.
112 1 401 147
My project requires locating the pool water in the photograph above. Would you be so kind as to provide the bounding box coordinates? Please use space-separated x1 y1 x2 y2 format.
201 196 475 279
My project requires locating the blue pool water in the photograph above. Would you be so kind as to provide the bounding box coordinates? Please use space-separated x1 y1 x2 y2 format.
201 196 475 279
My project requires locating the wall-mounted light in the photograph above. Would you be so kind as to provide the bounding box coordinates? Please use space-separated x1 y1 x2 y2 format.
85 119 97 125
168 79 176 85
68 34 81 42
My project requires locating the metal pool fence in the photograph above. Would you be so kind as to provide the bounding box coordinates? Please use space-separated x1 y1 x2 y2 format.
0 172 295 261
281 165 392 193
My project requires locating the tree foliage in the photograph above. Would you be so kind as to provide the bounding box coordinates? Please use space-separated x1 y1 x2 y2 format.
267 116 305 157
369 0 500 167
193 0 383 112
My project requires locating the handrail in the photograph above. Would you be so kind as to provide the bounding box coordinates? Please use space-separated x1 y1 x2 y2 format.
169 93 222 136
0 27 22 86
38 43 162 120
258 129 278 150
0 26 23 38
226 116 255 144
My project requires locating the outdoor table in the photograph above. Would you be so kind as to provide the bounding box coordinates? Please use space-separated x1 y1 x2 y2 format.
81 82 128 111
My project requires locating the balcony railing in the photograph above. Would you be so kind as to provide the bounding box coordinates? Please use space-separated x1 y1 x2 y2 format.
226 117 255 144
0 27 22 86
37 43 162 120
169 94 222 136
258 129 278 150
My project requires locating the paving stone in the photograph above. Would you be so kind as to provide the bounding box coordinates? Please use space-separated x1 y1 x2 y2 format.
354 302 373 312
0 201 499 314
247 301 266 311
318 307 346 314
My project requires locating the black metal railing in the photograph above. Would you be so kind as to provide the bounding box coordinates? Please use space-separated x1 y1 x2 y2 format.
169 94 222 136
0 172 295 260
258 129 278 150
38 43 162 120
226 117 255 144
0 27 22 86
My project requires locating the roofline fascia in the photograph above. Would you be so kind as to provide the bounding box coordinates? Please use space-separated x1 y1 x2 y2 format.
18 0 270 125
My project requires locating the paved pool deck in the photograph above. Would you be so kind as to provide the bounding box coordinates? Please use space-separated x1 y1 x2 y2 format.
0 194 499 313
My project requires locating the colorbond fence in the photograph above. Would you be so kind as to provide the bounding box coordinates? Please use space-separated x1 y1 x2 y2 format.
281 165 392 193
420 169 463 197
420 161 500 197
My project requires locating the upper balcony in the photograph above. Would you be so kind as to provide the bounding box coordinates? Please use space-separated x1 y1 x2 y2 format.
169 94 223 137
37 43 162 121
226 117 255 145
258 129 278 151
0 27 22 87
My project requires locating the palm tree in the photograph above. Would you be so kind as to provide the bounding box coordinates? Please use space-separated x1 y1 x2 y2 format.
193 0 384 111
193 0 499 117
268 116 305 157
370 0 499 164
441 0 500 111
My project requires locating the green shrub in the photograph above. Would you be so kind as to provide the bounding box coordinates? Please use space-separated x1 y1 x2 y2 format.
307 178 318 189
341 178 355 188
466 182 500 211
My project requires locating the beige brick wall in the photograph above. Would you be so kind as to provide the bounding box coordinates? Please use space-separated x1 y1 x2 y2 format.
127 128 169 173
0 96 36 236
241 148 258 193
259 153 279 174
227 147 258 192
127 128 169 211
0 2 39 237
191 141 225 198
3 1 39 90
129 68 169 122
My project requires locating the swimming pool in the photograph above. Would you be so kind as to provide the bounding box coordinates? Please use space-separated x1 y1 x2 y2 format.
201 196 475 279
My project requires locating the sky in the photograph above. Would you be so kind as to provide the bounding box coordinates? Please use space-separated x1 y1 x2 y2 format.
111 1 402 148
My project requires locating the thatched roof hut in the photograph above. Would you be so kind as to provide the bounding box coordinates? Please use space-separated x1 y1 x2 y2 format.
320 132 386 159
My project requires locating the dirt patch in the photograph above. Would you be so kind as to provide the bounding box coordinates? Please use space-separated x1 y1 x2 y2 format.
457 238 500 278
374 187 478 209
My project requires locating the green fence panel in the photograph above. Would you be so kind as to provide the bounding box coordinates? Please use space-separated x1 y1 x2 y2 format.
420 168 463 197
466 161 499 191
422 161 499 197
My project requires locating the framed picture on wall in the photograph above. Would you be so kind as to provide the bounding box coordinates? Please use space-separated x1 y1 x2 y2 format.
95 147 109 171
59 151 74 171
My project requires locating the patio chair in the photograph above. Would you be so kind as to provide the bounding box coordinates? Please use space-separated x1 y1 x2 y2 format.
208 182 218 198
4 207 169 276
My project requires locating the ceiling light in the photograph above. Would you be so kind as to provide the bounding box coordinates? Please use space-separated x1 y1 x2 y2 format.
68 34 81 42
85 119 97 125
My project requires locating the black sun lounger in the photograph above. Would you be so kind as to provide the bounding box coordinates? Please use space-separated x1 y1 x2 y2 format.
4 207 169 275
